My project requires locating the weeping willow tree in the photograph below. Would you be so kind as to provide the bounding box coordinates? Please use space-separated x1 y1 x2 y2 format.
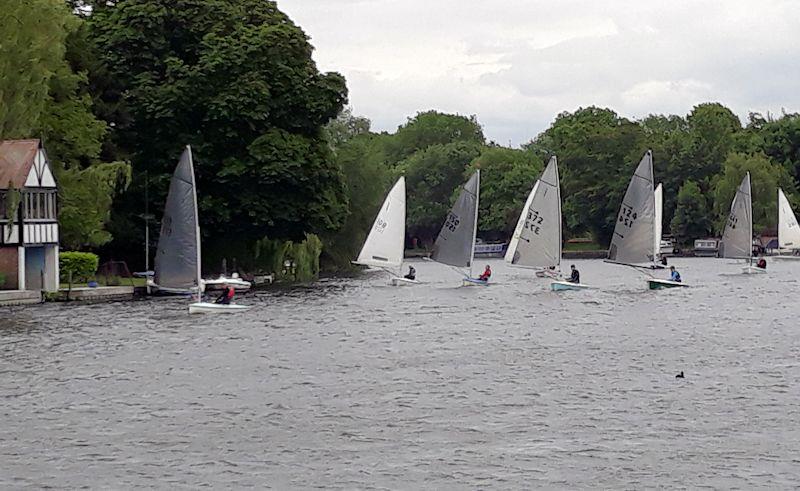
58 162 131 249
253 233 323 282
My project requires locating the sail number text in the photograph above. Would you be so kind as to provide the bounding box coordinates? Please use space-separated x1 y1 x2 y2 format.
445 212 460 232
524 209 544 235
618 205 637 228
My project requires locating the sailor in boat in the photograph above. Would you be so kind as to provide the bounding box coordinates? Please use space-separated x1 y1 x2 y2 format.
567 264 580 284
669 266 682 282
756 257 767 269
404 265 416 280
214 283 235 305
476 265 492 282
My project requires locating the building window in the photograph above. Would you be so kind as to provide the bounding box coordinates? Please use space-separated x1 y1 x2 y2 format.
22 190 57 220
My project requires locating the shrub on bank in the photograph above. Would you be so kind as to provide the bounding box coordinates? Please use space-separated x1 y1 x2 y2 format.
60 252 99 283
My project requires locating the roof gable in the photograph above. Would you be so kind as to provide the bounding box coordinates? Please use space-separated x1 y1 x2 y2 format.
0 140 54 189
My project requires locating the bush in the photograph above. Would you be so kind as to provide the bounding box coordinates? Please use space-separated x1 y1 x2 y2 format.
0 273 5 286
60 252 99 283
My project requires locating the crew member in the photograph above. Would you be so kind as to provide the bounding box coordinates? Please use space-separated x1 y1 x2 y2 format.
404 265 416 280
669 266 682 282
568 264 580 283
756 257 767 269
477 265 492 281
215 283 235 305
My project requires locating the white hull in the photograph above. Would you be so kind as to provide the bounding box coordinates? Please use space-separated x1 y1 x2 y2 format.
462 278 489 287
203 276 252 291
188 302 250 314
147 279 203 295
550 280 590 291
742 265 767 274
535 269 561 279
390 277 420 286
771 255 800 261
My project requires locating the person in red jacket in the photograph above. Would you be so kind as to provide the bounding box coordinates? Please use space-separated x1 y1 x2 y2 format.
477 265 491 282
214 283 235 304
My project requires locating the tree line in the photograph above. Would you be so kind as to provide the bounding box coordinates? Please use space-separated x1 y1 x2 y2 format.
3 1 800 276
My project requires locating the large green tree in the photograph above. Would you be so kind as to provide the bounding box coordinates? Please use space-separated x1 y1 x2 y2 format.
88 0 349 267
670 180 712 244
1 0 129 250
468 146 543 237
527 107 646 244
402 141 482 242
386 111 485 164
0 0 72 138
712 152 794 233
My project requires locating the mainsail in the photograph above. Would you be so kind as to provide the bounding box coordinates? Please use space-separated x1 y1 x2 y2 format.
778 188 800 251
607 150 656 265
654 183 663 259
432 171 480 269
153 146 202 292
355 176 406 270
505 156 561 269
719 172 752 259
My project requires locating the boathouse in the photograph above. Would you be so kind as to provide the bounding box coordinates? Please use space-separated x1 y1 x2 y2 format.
0 140 59 292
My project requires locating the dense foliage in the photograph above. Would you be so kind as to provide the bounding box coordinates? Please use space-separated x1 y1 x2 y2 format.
86 0 348 268
6 0 800 279
59 251 100 282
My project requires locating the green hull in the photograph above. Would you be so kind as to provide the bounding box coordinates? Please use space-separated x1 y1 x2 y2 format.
648 279 688 290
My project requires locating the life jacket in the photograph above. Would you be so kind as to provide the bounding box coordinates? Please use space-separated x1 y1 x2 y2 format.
226 287 235 299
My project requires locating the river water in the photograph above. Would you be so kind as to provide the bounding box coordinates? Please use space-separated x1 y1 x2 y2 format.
2 258 799 488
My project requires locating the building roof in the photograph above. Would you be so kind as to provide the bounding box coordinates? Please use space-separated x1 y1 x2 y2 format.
0 139 40 189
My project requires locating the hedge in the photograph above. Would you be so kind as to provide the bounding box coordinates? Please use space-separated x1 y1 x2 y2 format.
60 251 99 283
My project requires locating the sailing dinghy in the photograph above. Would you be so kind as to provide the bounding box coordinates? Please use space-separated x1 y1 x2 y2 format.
719 172 764 274
430 171 483 286
606 150 687 289
773 188 800 260
149 146 250 313
502 156 588 290
353 177 417 285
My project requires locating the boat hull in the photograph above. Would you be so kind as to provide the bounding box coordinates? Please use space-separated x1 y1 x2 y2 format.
203 277 252 292
462 278 489 287
648 279 689 290
550 280 590 291
188 302 250 314
742 265 767 274
390 277 420 286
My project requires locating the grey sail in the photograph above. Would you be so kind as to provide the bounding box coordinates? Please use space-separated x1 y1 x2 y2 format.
508 156 561 268
432 171 480 268
607 150 656 265
719 172 752 259
153 146 202 291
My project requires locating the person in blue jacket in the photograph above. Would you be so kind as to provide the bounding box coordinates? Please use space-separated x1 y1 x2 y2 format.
669 266 682 282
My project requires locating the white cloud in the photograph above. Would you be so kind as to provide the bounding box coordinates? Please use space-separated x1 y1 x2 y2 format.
279 0 800 145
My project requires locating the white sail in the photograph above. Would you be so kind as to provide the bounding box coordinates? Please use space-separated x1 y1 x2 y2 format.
505 156 561 269
654 183 663 258
432 171 480 271
505 181 538 263
608 150 656 265
778 188 800 251
355 177 406 270
153 146 202 293
719 172 752 259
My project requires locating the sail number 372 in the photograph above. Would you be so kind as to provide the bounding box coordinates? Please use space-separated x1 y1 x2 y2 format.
525 210 544 235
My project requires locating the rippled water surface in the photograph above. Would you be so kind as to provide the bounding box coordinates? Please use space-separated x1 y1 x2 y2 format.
2 258 800 488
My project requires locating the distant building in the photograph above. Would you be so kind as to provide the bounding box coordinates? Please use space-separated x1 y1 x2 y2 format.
0 140 59 291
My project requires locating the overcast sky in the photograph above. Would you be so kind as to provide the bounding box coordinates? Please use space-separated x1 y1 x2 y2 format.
280 0 800 146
